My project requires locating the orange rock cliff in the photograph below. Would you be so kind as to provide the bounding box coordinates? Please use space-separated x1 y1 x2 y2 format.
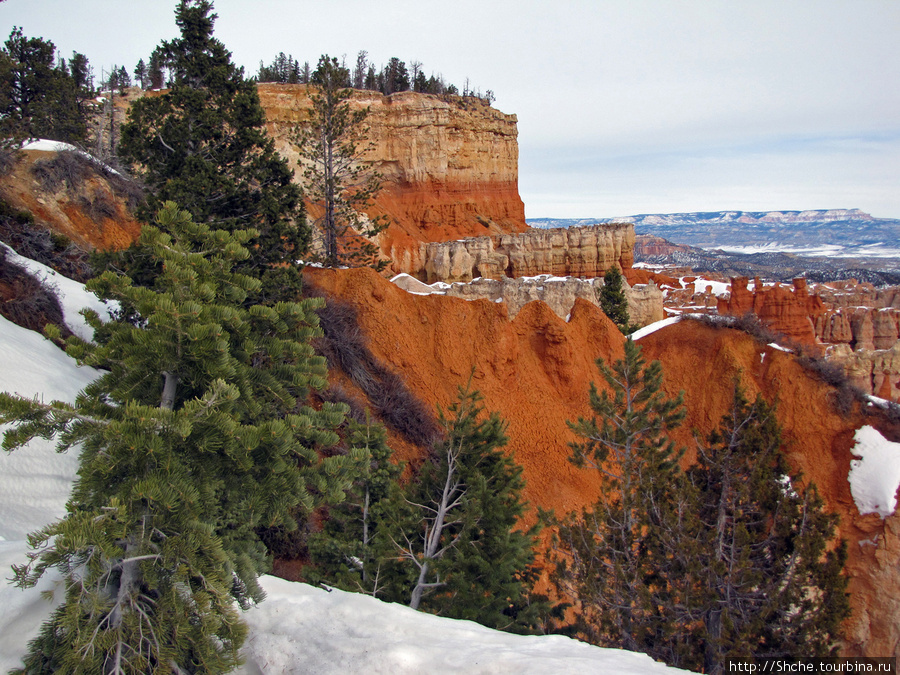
258 85 527 275
304 267 900 659
258 84 634 280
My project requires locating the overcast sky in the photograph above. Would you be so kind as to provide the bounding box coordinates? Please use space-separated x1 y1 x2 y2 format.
4 0 899 218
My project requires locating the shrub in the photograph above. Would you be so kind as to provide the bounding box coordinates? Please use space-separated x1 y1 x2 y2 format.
30 150 92 193
29 149 145 215
0 145 20 176
308 285 441 447
0 247 71 337
685 312 781 345
0 200 92 282
794 348 867 416
78 189 118 223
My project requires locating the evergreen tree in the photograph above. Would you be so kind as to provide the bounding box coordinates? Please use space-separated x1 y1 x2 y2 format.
0 203 353 673
555 338 685 652
352 50 368 89
381 57 409 94
119 0 306 303
133 58 148 89
256 52 301 84
1 27 87 143
293 54 387 269
661 385 850 673
386 383 542 632
597 265 631 333
307 414 402 595
556 353 849 672
148 48 165 89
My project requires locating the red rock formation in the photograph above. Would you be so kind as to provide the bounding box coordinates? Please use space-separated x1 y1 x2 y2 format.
633 234 693 257
718 277 825 345
422 224 635 283
306 267 900 657
874 310 900 350
257 85 527 275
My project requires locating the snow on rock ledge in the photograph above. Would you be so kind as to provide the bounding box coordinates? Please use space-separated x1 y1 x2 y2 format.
848 426 900 519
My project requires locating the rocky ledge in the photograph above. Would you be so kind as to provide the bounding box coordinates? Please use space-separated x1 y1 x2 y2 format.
422 223 635 283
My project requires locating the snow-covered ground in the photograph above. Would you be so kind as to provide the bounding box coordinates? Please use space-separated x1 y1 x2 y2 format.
0 257 687 673
713 243 900 259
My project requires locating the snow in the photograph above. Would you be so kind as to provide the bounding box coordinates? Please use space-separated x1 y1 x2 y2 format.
2 243 114 340
238 577 684 675
389 273 446 296
687 277 730 297
0 266 686 673
20 139 81 153
631 316 682 341
0 314 102 542
848 426 900 519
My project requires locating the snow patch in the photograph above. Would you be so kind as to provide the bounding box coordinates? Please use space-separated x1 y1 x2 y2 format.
631 316 681 341
0 315 102 542
237 576 688 674
20 139 123 177
848 426 900 519
21 139 80 153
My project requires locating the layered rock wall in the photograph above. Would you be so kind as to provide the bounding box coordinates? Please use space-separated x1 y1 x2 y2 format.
399 273 663 326
422 223 635 283
257 85 527 275
713 276 900 401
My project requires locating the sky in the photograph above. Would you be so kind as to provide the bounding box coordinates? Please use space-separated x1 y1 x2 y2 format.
3 0 899 219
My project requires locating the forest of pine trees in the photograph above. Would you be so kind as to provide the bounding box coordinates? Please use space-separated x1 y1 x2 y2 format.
254 49 494 102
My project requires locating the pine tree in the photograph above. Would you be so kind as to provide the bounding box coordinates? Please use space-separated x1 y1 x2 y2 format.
306 414 402 595
556 355 848 672
292 54 388 269
0 203 353 673
133 58 148 89
555 338 685 651
118 0 306 303
148 49 165 89
386 383 542 632
1 27 88 144
662 385 850 673
597 265 631 333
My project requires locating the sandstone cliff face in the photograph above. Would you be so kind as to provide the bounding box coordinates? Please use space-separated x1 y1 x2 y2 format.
633 234 693 258
829 342 900 402
422 224 635 283
394 272 663 326
257 85 527 275
306 267 900 658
